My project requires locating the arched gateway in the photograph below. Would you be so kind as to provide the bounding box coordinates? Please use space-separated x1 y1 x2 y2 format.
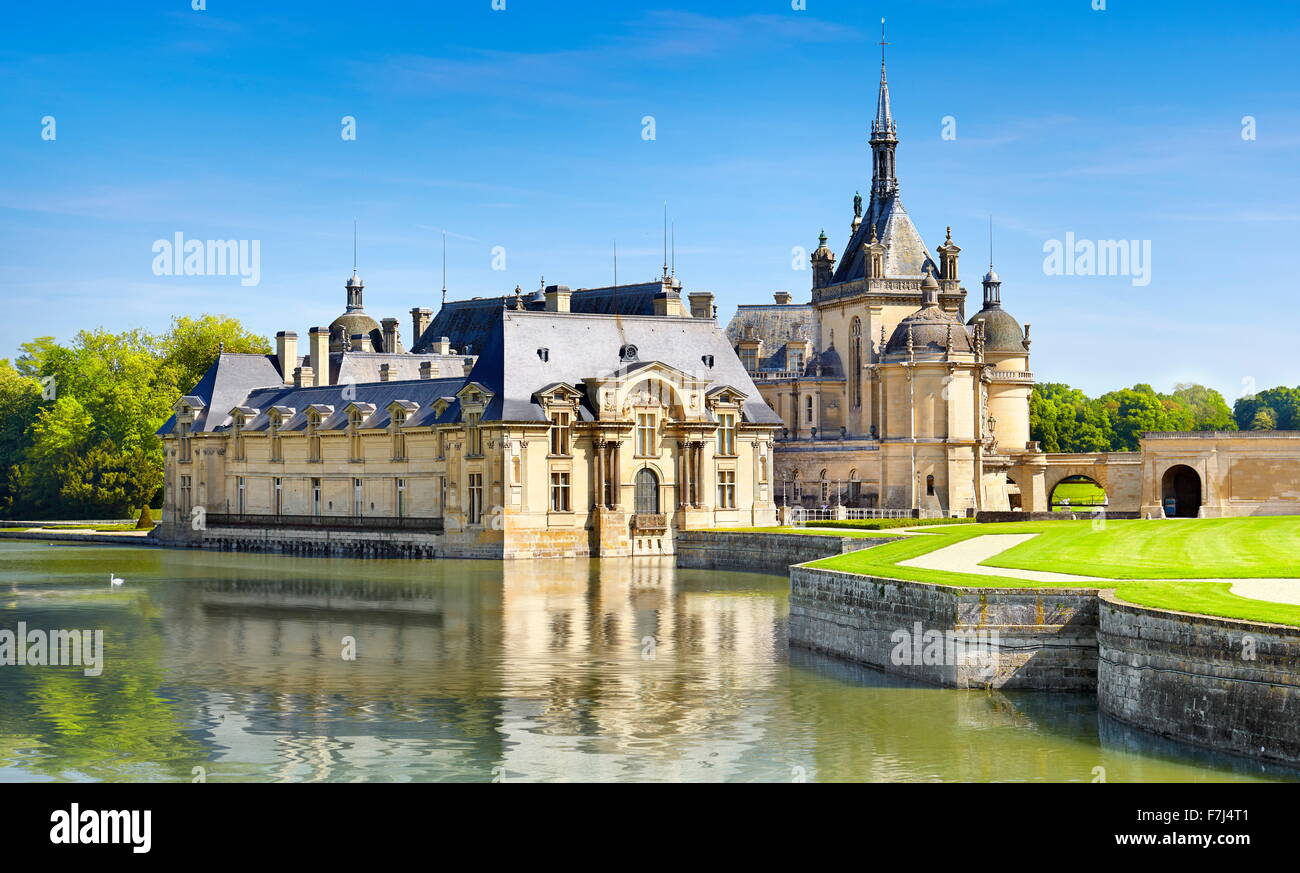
1160 465 1202 518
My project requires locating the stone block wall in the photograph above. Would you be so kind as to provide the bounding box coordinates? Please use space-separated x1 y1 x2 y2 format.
788 566 1100 690
674 531 895 573
1097 593 1300 767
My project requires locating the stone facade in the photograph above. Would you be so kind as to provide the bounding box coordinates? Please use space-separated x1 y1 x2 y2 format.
674 531 896 573
158 301 781 559
1139 431 1300 518
727 57 1035 518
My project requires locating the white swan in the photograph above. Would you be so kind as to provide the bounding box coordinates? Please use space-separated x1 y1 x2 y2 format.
109 573 124 587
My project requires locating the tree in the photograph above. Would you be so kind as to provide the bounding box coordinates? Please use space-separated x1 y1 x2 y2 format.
158 315 271 398
1234 386 1300 431
1172 383 1236 431
1250 407 1278 430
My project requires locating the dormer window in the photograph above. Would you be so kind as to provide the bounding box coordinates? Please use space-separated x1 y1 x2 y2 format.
349 410 364 461
307 410 322 462
635 411 658 457
178 420 192 463
716 412 737 456
391 409 407 461
465 411 483 456
269 416 283 462
550 410 571 456
230 417 245 461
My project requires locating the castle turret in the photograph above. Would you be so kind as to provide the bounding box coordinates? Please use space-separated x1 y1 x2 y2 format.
811 230 836 289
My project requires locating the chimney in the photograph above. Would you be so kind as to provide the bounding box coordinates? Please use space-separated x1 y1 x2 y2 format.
381 318 400 353
688 292 715 319
653 277 685 316
275 331 297 384
431 336 452 355
410 307 432 344
773 291 792 305
544 284 571 312
379 363 392 382
294 365 314 388
419 360 436 380
308 327 330 386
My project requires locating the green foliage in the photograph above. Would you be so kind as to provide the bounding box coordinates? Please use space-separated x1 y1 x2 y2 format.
1234 386 1300 431
0 316 267 519
1031 381 1236 452
1250 407 1278 430
136 505 154 529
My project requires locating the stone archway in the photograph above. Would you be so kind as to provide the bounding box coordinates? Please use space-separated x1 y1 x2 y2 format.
1160 464 1202 518
1049 474 1107 511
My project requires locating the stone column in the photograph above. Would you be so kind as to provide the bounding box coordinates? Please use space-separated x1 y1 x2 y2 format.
595 439 606 509
609 441 620 509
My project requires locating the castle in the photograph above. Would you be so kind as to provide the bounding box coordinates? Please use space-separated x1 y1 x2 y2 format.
726 49 1033 516
157 45 1300 557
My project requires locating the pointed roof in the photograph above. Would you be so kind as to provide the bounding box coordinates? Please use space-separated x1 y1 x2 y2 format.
872 48 896 141
833 196 934 281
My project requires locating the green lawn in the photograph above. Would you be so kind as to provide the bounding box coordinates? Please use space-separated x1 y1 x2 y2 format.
808 517 1300 627
1049 479 1107 509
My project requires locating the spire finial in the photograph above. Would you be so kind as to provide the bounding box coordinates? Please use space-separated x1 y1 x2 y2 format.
988 215 994 270
945 225 952 244
662 202 669 279
879 18 888 79
441 229 447 304
352 217 357 275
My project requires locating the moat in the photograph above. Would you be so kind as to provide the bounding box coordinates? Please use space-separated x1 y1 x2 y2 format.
0 539 1291 783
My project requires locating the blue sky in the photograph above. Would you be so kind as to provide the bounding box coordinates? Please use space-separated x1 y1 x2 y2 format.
2 0 1298 399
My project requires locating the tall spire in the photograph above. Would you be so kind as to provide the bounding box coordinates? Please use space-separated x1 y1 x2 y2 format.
982 218 1002 309
870 18 899 201
346 218 364 311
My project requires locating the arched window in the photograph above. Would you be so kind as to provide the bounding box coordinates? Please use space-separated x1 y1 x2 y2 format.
819 469 829 503
850 317 862 409
634 468 660 514
926 474 936 497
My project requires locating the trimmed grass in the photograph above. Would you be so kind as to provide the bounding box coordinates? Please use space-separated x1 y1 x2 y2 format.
1050 479 1107 509
808 517 1300 627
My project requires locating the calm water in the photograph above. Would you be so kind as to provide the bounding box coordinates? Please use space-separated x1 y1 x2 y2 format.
0 539 1291 783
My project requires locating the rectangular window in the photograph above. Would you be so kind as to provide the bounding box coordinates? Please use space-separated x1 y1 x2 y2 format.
805 396 814 424
392 411 406 460
717 470 736 509
550 411 571 456
312 477 321 516
741 348 757 371
349 413 363 461
636 412 657 456
466 412 482 456
270 426 282 463
467 473 483 525
716 413 736 456
273 477 283 514
236 476 245 515
178 422 192 463
180 475 192 515
353 478 363 516
550 471 571 512
232 424 245 461
396 478 407 518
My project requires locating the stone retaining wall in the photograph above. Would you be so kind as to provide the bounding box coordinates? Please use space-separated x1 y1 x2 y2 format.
788 565 1099 690
674 531 895 573
1097 593 1300 767
975 511 1140 523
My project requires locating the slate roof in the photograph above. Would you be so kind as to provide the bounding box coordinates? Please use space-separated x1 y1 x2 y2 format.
724 303 815 371
228 378 467 432
461 308 781 426
832 195 935 282
157 354 285 434
409 281 665 355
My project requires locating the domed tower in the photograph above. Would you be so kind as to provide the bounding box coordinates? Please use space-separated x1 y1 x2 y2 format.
967 266 1032 452
877 268 984 513
329 269 383 353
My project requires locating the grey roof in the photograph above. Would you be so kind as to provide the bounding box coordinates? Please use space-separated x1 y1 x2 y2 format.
334 352 469 386
157 354 285 435
724 303 815 371
161 308 780 436
885 302 975 357
222 378 466 433
967 304 1027 354
410 282 666 355
832 195 935 282
466 309 781 426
